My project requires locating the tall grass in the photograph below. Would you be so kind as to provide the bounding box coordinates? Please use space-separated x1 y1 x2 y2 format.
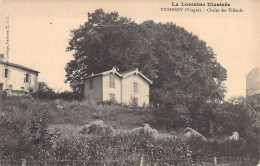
51 99 153 129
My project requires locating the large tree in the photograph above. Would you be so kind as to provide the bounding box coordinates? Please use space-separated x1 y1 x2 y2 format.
65 9 141 90
65 9 227 129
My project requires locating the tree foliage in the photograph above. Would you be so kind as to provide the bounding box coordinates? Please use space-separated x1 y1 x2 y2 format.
33 82 82 100
213 95 260 137
65 9 227 129
33 82 56 99
210 95 260 159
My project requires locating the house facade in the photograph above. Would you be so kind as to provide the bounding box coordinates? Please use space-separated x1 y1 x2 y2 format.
0 60 40 93
246 66 260 96
84 67 152 106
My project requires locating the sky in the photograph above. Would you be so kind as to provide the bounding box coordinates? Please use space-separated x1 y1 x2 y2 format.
0 0 259 99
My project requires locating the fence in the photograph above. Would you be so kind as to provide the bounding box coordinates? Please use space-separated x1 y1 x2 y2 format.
0 157 256 166
141 156 254 166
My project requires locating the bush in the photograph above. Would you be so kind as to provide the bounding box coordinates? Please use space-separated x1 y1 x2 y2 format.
48 130 192 165
0 90 7 99
33 82 83 101
0 97 54 160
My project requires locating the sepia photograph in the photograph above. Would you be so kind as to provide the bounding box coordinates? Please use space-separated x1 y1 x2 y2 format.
0 0 259 165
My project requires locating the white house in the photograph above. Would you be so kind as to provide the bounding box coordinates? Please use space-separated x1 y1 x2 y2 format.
84 67 152 106
246 66 260 96
0 60 40 93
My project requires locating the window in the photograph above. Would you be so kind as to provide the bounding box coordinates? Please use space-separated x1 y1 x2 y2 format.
133 82 138 92
110 93 115 101
8 84 12 90
89 79 93 89
30 88 34 93
25 73 30 83
21 87 24 91
0 83 3 91
109 75 115 88
2 68 10 78
4 68 8 78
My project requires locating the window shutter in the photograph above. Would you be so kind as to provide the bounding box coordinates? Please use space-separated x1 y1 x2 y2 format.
8 70 11 79
109 75 115 88
24 74 26 83
113 76 115 88
133 82 138 92
29 74 32 83
109 75 112 88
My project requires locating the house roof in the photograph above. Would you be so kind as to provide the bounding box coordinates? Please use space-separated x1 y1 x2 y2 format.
0 60 40 73
122 68 153 84
246 66 260 78
84 67 121 79
85 67 153 84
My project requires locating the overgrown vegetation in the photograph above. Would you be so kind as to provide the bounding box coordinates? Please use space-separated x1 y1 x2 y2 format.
0 96 259 165
0 97 54 160
32 82 82 101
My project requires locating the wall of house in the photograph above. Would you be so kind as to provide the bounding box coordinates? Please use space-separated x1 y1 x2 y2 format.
84 75 103 103
122 73 149 107
246 67 260 96
102 73 122 103
0 64 38 93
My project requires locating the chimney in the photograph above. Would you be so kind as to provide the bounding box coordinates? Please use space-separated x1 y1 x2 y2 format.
135 68 139 74
112 66 119 72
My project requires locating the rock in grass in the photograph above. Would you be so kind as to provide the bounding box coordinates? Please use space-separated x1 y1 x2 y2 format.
182 127 207 142
81 120 115 136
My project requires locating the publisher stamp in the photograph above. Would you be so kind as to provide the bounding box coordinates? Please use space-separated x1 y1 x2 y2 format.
160 2 243 13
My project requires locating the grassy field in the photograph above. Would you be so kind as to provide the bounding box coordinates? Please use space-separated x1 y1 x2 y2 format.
50 99 154 130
